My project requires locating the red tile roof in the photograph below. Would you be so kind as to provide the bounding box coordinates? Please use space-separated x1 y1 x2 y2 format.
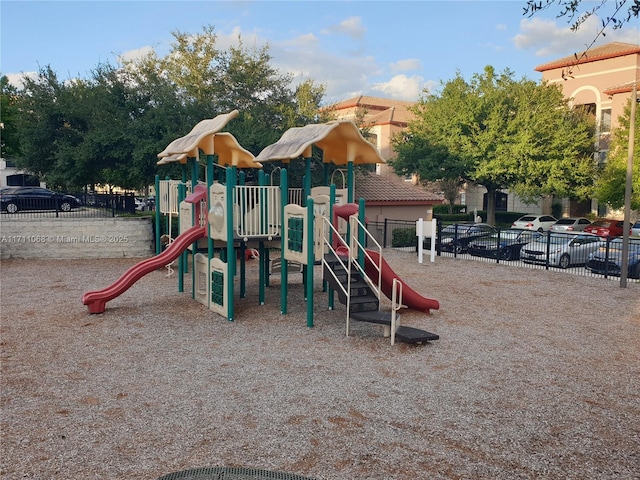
327 95 416 126
355 172 443 205
535 42 640 72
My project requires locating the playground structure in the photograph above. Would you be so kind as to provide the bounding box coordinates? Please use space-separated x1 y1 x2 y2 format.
82 111 439 344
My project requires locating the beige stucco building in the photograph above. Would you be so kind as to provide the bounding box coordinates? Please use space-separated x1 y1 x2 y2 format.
535 42 640 217
331 42 639 220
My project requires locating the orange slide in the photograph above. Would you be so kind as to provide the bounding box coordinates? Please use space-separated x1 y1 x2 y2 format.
82 225 206 314
363 249 440 314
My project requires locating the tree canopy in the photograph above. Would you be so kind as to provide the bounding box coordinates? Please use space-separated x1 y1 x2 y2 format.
594 99 640 210
391 66 596 224
7 25 326 191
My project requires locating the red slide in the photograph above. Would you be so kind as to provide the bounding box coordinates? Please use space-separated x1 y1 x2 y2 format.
363 249 440 314
82 226 206 314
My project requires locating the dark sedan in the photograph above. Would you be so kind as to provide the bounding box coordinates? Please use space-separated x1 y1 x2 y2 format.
586 237 640 279
468 228 542 261
439 223 497 253
1 186 82 214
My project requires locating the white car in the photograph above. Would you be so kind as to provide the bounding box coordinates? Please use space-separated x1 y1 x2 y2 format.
549 217 592 232
511 214 558 232
632 220 640 237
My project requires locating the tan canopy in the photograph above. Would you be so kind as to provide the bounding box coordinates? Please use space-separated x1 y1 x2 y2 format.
157 110 261 168
255 121 385 165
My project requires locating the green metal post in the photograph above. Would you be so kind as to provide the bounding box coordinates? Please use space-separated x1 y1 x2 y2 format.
240 242 246 298
154 175 161 255
327 184 335 308
226 167 235 321
177 182 186 293
180 167 188 273
306 197 315 327
189 157 198 298
259 241 266 304
305 156 312 201
207 155 214 308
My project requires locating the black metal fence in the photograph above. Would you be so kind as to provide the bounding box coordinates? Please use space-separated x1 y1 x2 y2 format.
0 191 139 219
367 219 640 283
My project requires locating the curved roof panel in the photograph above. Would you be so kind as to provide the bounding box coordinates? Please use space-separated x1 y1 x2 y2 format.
255 121 385 165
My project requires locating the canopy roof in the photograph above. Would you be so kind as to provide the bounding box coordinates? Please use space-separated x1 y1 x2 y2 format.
157 110 261 168
255 120 385 165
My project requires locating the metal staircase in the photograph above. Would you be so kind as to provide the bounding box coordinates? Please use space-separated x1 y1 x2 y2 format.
320 215 439 345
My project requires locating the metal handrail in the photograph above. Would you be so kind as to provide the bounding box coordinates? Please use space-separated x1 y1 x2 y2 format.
320 215 353 335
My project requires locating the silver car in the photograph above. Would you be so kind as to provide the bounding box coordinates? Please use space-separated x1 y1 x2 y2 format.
521 232 604 269
549 217 592 232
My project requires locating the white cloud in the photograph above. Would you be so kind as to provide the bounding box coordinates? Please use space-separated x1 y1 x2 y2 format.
5 71 37 89
322 16 366 40
370 74 426 101
514 15 639 58
118 46 154 64
390 59 422 72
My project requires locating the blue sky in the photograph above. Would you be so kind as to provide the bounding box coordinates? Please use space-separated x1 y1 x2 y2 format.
2 1 639 103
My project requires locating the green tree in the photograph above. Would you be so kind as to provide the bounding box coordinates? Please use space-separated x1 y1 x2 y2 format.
594 99 640 210
392 67 596 224
392 132 467 213
123 26 326 186
1 75 21 161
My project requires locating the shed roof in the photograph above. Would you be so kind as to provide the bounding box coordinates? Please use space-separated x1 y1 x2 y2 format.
355 172 443 205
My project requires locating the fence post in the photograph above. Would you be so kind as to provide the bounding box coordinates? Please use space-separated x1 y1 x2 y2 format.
383 218 388 248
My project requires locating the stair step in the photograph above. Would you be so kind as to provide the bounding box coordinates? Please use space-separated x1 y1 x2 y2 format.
350 310 394 325
395 326 439 344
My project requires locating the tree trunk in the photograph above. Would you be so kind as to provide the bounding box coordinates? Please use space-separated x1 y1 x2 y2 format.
485 188 497 226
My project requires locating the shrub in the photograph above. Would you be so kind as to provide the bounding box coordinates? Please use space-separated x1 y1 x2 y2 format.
392 227 416 247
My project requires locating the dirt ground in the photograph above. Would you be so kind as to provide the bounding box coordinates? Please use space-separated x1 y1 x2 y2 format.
1 252 639 479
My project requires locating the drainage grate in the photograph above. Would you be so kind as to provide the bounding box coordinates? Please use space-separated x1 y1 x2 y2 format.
157 466 317 480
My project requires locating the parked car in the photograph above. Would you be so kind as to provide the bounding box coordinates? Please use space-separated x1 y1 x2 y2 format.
0 186 82 214
631 220 640 237
520 232 603 269
549 217 591 233
468 228 542 261
586 237 640 279
511 214 558 232
583 218 626 237
439 223 497 253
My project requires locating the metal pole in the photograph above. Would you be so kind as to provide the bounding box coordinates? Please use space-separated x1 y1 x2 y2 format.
620 81 637 288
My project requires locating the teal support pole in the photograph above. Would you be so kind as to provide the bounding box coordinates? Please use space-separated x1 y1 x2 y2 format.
280 168 288 314
207 155 214 307
207 155 214 254
154 175 161 255
259 241 266 304
347 161 354 203
225 167 236 321
305 156 312 198
189 157 198 298
323 162 329 186
306 197 315 327
177 182 186 293
180 167 188 272
240 242 246 298
326 184 336 308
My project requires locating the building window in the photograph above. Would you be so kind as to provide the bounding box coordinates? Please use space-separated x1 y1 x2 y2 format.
600 108 611 134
